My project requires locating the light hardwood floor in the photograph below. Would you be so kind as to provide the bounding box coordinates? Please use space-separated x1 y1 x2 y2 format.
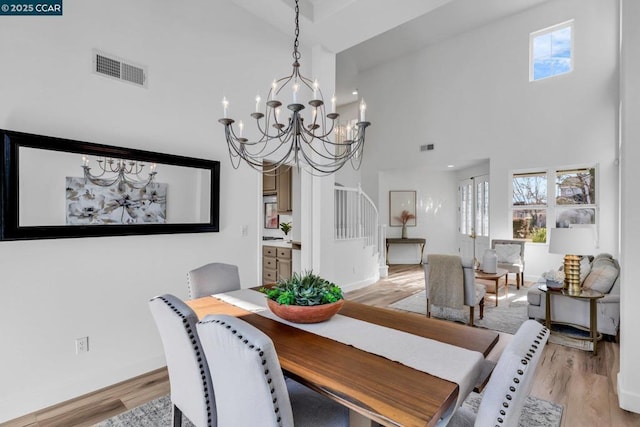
4 264 638 427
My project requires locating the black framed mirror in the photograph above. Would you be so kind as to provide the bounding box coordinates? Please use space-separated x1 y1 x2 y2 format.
1 129 220 240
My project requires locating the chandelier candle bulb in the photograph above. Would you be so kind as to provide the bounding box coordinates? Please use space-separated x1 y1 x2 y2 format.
313 79 319 99
255 95 261 112
331 95 336 114
360 99 366 121
238 121 244 138
222 97 229 118
292 82 299 103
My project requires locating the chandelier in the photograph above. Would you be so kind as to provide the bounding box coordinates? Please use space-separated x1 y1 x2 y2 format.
219 0 370 175
81 156 157 193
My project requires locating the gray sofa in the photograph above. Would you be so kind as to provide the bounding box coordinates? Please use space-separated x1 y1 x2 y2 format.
527 253 620 337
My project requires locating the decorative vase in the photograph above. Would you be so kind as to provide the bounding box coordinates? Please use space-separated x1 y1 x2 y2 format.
266 299 344 323
482 249 497 274
401 224 407 239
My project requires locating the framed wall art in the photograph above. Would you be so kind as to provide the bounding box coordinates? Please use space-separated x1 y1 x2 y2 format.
389 190 417 227
264 202 279 229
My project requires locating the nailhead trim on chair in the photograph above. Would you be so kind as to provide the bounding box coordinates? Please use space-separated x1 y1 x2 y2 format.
156 296 214 427
201 318 285 427
494 326 549 426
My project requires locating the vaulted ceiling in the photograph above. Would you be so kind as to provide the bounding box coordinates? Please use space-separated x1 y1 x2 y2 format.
231 0 551 103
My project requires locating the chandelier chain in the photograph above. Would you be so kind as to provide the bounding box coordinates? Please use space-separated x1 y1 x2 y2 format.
293 0 300 62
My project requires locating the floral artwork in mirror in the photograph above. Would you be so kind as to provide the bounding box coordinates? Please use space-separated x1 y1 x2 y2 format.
65 177 168 224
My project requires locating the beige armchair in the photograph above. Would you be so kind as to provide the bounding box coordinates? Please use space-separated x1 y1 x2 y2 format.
424 254 486 326
491 239 525 289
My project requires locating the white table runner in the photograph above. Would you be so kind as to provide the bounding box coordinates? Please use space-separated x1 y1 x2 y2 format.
213 289 485 422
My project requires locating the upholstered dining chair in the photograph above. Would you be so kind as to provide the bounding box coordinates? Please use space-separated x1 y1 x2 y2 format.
148 294 216 427
491 240 525 289
424 254 486 326
444 320 550 427
187 262 241 299
196 314 349 427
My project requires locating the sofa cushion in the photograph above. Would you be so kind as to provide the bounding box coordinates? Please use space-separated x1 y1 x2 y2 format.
495 244 521 264
583 256 619 294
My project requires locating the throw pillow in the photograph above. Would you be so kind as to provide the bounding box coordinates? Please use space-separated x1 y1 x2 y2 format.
580 256 591 284
495 244 522 264
583 257 619 293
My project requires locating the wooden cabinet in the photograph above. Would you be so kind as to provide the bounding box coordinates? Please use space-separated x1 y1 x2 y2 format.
276 247 292 281
276 166 292 213
263 164 276 195
263 245 292 284
262 161 292 213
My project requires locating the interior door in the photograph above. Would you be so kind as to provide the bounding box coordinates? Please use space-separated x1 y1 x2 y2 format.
473 174 490 259
458 179 475 260
458 175 490 261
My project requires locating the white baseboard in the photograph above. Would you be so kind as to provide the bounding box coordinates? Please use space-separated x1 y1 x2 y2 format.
618 373 640 414
341 274 379 293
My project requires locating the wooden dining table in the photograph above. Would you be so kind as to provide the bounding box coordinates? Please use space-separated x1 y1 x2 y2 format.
187 294 499 427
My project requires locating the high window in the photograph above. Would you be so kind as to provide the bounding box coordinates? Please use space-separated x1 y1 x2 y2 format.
511 166 596 243
530 20 573 81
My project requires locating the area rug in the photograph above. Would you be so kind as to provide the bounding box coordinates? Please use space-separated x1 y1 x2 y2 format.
388 284 592 351
96 393 562 426
388 284 531 334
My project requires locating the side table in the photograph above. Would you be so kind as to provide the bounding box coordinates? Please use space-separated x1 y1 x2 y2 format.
474 268 508 306
385 238 426 265
538 284 604 355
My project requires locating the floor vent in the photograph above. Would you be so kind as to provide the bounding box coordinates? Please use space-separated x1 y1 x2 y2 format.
93 50 147 88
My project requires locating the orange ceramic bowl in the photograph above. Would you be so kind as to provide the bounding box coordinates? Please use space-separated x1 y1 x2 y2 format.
266 298 344 323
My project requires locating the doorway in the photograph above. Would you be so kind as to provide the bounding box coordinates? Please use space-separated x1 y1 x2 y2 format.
458 174 490 261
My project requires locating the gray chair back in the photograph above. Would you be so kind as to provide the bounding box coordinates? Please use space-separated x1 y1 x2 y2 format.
149 294 216 427
491 239 525 287
187 262 241 299
196 314 295 427
424 255 485 326
474 320 549 427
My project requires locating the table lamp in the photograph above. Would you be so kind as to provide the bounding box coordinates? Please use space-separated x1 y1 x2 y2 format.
548 227 596 295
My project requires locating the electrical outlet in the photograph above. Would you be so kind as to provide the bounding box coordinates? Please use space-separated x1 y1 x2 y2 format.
76 336 89 354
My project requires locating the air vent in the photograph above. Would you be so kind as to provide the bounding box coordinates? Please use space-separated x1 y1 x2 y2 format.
93 50 147 88
420 144 435 152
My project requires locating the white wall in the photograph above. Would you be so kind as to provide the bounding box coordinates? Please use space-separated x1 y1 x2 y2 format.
379 168 459 264
619 0 640 414
0 1 291 421
358 0 619 277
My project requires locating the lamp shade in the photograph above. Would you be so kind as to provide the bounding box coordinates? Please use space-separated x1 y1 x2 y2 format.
548 227 596 255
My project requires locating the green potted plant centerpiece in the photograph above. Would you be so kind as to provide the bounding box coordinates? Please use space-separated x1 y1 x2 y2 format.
261 271 344 323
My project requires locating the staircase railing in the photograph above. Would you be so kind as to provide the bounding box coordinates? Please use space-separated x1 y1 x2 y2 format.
334 184 378 248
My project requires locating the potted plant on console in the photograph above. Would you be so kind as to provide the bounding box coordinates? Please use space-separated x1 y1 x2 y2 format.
261 271 344 323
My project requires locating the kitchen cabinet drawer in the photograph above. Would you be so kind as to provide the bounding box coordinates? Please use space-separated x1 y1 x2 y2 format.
263 246 277 257
277 247 291 259
263 268 277 284
263 257 277 270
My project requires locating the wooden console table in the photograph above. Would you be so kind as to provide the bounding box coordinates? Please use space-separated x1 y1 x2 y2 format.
386 237 426 265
